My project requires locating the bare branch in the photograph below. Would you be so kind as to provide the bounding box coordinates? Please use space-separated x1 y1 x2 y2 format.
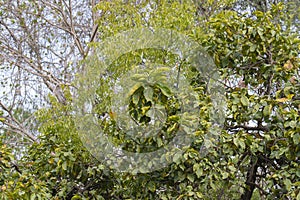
0 101 37 142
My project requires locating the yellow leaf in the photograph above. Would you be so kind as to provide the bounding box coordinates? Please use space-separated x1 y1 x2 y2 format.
275 98 289 102
127 83 142 97
1 185 6 191
48 158 54 164
283 60 293 71
109 111 116 120
287 94 294 100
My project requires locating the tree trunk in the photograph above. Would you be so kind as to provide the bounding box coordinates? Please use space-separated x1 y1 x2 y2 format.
241 157 259 200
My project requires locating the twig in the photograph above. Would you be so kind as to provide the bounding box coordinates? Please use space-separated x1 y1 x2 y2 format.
0 101 37 142
225 124 270 132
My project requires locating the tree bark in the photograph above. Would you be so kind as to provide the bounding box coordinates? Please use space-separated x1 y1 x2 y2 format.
241 156 259 200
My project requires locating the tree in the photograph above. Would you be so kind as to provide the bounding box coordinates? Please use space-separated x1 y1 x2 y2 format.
0 0 99 145
0 0 299 199
204 4 299 199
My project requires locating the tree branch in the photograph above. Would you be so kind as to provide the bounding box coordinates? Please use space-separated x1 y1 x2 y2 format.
225 124 270 132
0 101 37 142
241 156 259 200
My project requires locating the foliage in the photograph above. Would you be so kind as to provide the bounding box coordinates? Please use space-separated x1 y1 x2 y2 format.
0 0 299 200
1 98 119 199
203 5 300 199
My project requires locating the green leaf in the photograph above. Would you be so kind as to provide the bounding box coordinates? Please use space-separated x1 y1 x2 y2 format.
71 195 82 200
132 92 140 105
127 83 142 97
151 67 170 75
62 161 67 171
221 171 229 179
167 123 178 133
141 106 150 115
293 133 300 145
193 163 203 178
144 86 153 102
284 179 292 191
30 193 36 200
250 44 257 52
228 165 236 172
187 174 195 182
168 115 180 121
284 86 292 97
233 137 245 149
156 83 172 97
147 181 156 192
254 11 264 18
241 95 249 106
195 167 203 178
131 73 147 82
271 30 276 36
173 152 182 164
263 105 272 117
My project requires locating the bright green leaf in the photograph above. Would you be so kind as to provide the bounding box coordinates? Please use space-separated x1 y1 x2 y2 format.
241 95 249 106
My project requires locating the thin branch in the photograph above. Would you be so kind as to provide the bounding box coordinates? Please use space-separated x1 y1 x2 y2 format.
84 24 99 58
0 101 37 142
225 124 270 132
237 60 265 70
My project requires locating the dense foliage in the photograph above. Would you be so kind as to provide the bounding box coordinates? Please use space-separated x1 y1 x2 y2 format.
0 0 299 199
